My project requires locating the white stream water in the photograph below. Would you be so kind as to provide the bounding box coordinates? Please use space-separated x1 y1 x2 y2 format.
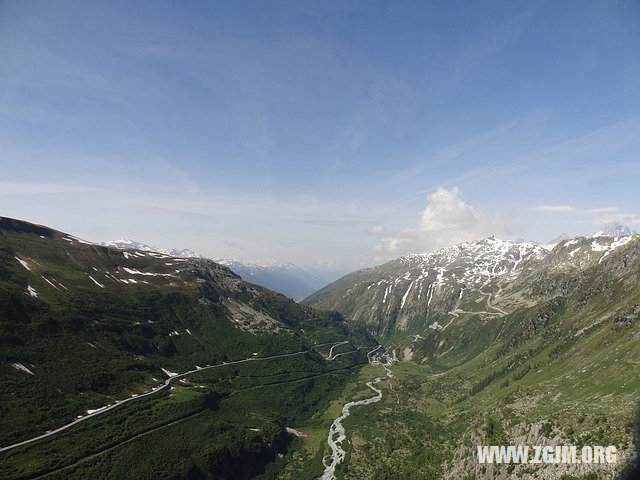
320 346 394 480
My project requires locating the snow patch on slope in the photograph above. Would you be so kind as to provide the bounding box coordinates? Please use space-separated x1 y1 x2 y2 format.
10 362 34 375
88 275 105 288
15 256 30 271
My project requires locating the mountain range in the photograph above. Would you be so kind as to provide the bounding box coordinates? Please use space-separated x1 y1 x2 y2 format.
101 238 203 259
213 259 334 301
102 240 333 300
2 216 639 479
305 231 638 339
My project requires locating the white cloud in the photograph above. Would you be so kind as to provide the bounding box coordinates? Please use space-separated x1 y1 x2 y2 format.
584 206 618 214
302 219 360 228
534 205 576 212
366 225 384 235
375 187 516 255
533 204 638 236
531 204 639 230
0 182 100 196
591 212 640 227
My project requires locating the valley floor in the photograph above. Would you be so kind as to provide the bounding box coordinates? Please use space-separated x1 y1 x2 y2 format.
284 345 639 480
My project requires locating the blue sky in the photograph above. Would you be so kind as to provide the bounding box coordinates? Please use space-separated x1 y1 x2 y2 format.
1 0 639 271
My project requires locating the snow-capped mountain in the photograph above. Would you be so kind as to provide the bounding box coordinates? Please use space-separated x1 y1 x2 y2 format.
101 239 202 258
305 231 639 335
305 237 549 334
214 259 332 301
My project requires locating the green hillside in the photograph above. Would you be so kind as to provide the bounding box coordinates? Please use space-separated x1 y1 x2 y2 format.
302 236 640 479
0 217 375 479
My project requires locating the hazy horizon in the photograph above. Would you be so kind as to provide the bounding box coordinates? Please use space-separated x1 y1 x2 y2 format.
2 1 639 271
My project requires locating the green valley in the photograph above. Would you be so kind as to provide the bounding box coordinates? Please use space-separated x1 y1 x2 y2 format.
2 216 639 480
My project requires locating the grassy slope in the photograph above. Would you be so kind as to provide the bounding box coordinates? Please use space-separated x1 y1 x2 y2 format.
2 352 371 480
0 218 375 479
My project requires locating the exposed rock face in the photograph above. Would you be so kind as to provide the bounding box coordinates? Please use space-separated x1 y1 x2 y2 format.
306 234 640 337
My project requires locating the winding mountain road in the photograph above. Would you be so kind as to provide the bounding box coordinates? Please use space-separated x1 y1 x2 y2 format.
480 291 508 315
449 291 507 318
0 342 349 454
326 340 349 360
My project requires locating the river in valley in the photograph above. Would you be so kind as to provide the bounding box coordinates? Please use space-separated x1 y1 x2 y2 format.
320 346 394 480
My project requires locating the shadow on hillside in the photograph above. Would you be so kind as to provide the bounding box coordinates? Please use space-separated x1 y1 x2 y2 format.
617 399 640 480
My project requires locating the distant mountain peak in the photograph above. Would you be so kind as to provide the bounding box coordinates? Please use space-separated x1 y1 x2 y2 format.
597 223 637 237
102 239 202 258
213 258 332 300
102 239 155 251
409 236 541 260
549 233 571 243
216 258 299 270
